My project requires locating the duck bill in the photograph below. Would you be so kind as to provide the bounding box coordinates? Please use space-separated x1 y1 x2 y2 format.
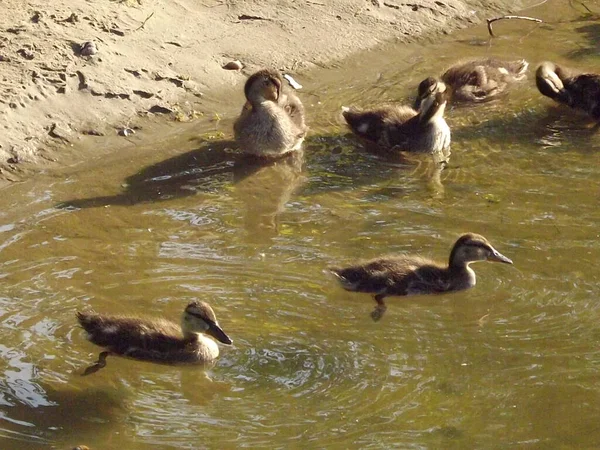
207 322 233 345
488 249 513 265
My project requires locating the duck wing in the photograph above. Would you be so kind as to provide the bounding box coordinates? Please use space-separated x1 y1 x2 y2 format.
402 264 453 295
342 106 416 145
564 74 600 119
330 256 447 297
443 58 527 102
77 312 185 356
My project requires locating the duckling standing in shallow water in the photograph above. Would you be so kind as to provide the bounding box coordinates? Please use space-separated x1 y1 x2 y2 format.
416 58 528 107
342 79 450 153
536 61 600 120
234 69 307 158
77 301 232 375
329 233 513 321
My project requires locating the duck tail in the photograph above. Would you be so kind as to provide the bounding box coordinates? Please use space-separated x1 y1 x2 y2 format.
326 267 361 291
325 266 343 278
341 107 383 143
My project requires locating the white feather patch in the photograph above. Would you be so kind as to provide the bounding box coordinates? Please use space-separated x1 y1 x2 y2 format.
357 123 369 134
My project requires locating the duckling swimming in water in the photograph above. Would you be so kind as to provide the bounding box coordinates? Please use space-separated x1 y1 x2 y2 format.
342 79 450 153
536 61 600 120
234 69 307 158
329 233 512 321
416 58 528 107
77 301 232 375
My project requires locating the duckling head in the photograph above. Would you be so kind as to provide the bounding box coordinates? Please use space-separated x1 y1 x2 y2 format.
417 80 448 123
244 69 283 104
536 62 572 105
182 301 233 345
449 233 513 268
415 77 439 110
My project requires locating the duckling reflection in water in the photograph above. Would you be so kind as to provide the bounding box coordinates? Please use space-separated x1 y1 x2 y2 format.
536 61 600 120
342 79 450 154
415 58 528 107
234 69 308 158
329 233 513 321
234 150 305 237
77 301 232 375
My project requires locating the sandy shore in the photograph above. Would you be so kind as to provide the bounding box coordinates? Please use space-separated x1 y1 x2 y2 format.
0 0 525 183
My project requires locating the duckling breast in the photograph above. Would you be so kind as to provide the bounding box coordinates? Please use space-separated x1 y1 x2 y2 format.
409 117 451 153
235 102 303 157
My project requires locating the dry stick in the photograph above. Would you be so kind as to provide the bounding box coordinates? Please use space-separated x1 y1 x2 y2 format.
486 15 543 37
569 0 592 13
136 11 155 31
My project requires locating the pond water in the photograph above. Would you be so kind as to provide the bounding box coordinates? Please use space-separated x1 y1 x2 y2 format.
2 0 600 448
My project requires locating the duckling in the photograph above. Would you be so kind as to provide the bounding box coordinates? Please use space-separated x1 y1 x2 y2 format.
76 301 232 375
416 58 529 107
234 69 307 158
342 79 450 153
329 233 512 321
536 61 600 119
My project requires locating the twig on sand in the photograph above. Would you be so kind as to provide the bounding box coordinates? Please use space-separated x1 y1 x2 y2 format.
135 11 154 31
486 15 542 37
569 0 592 13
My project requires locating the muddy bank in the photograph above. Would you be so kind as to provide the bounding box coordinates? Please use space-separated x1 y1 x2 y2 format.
0 0 526 184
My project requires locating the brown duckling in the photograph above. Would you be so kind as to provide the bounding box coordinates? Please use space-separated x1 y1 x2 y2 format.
329 233 513 320
234 69 307 158
536 61 600 120
342 79 450 153
416 58 528 107
77 301 232 375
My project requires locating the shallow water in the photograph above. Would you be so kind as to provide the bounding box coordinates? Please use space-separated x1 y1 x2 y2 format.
2 0 600 448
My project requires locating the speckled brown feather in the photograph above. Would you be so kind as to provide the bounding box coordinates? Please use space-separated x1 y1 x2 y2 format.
330 255 455 297
342 90 450 153
77 312 196 361
437 58 528 103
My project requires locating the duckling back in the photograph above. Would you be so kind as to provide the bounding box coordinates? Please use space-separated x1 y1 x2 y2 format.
234 104 303 157
440 58 528 103
77 311 217 364
342 105 418 147
343 96 450 154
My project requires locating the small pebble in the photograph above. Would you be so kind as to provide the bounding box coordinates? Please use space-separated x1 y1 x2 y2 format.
223 60 243 70
118 128 135 137
79 41 97 56
17 49 34 60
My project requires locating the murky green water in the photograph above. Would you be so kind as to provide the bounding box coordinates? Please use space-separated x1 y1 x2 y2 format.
2 1 600 448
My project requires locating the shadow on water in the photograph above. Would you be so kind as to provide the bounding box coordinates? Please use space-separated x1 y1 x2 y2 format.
57 134 452 211
569 23 600 59
57 140 239 209
233 150 306 238
0 385 124 449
